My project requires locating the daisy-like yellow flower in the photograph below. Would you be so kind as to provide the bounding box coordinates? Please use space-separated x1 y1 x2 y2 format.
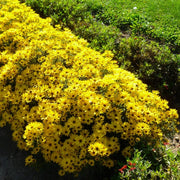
25 155 36 166
88 142 108 157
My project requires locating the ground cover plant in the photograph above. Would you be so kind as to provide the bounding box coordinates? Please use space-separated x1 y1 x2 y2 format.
0 0 179 178
112 143 180 180
22 0 180 106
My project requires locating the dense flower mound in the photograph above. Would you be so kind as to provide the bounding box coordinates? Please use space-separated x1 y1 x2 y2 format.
0 0 179 176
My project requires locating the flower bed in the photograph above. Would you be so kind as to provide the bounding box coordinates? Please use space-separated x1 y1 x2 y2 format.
0 0 179 177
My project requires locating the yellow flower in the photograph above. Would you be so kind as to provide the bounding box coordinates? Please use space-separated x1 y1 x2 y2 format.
122 146 132 158
51 151 61 164
88 142 108 157
88 159 95 166
58 169 65 176
23 122 43 147
25 155 36 166
135 122 150 136
0 120 6 127
103 159 114 168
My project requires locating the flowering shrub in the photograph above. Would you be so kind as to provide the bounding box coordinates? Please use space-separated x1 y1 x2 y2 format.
0 0 179 177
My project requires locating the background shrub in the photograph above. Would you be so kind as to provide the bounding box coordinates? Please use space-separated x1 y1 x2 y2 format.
115 36 179 104
74 20 121 53
24 0 91 30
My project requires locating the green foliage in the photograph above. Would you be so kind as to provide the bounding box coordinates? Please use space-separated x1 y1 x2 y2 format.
89 0 180 53
112 144 180 180
85 0 105 15
117 150 152 180
116 36 179 102
74 20 121 53
25 0 91 30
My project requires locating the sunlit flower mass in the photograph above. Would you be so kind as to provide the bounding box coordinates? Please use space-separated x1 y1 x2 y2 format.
0 0 179 176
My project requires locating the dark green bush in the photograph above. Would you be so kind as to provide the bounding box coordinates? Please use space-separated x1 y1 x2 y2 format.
115 36 179 104
25 0 91 30
74 20 121 53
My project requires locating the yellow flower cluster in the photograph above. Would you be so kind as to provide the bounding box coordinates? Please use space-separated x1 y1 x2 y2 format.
23 122 44 147
25 155 36 166
88 137 119 157
0 0 179 176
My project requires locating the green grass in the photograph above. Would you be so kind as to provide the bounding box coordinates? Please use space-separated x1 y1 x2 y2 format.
141 0 180 22
90 0 180 48
94 0 180 24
